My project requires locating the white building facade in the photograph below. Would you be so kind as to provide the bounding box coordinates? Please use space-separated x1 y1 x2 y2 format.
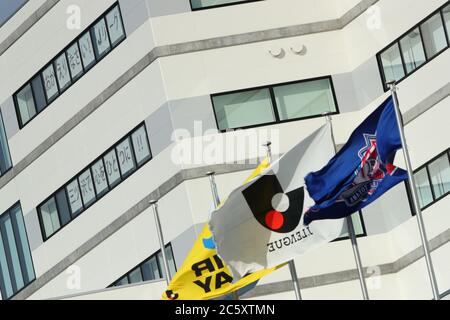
0 0 449 300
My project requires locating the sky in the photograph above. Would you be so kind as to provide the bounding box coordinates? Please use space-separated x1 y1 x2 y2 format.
0 0 28 27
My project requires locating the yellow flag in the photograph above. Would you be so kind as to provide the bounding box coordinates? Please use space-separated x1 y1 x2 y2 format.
162 159 283 300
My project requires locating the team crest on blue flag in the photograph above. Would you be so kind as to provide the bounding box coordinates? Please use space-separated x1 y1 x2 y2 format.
304 97 408 224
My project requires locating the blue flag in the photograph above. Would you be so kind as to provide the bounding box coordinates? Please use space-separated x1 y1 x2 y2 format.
303 97 408 224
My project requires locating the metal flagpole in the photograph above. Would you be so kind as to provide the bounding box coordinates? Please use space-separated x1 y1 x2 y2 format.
325 115 370 300
262 142 302 301
149 199 172 285
389 83 440 300
206 172 240 300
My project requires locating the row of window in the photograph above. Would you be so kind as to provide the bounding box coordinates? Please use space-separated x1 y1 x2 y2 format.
0 203 35 300
414 148 450 210
13 3 125 128
378 2 450 90
190 0 263 10
37 123 152 241
0 112 12 177
110 244 176 287
211 77 338 131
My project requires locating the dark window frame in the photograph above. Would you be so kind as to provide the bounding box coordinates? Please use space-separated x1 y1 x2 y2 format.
210 75 340 132
0 202 36 300
13 2 126 129
0 110 12 177
37 123 152 242
189 0 264 11
377 1 450 92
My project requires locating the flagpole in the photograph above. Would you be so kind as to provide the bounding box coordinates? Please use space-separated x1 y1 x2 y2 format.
262 142 302 301
389 83 440 300
206 172 240 300
325 114 370 300
149 199 172 285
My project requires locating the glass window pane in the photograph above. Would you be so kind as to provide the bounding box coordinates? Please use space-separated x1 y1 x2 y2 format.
106 6 125 47
0 112 12 175
16 84 36 125
191 0 249 9
116 138 136 177
31 75 47 113
10 205 35 284
115 276 129 286
157 247 176 279
39 197 61 239
399 28 426 74
42 64 59 102
141 257 160 281
66 43 83 80
380 43 405 84
92 19 111 58
428 154 450 199
104 150 121 187
54 53 71 91
420 13 448 58
415 168 434 208
273 79 336 121
92 160 108 197
131 126 151 166
78 169 96 207
66 179 83 216
128 267 143 284
444 5 450 40
55 189 71 226
1 216 24 291
79 32 96 70
213 89 275 130
0 232 13 299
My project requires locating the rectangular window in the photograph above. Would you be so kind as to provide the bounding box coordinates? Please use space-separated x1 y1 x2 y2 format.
444 5 450 40
428 154 450 199
157 246 176 279
54 53 72 92
39 197 61 239
0 112 12 175
66 43 83 80
415 168 434 208
79 31 96 71
37 123 152 241
42 64 59 102
128 267 143 284
273 78 336 121
106 6 125 47
141 256 160 281
420 12 448 58
66 179 83 216
15 84 36 126
399 28 426 74
380 43 405 85
213 89 275 130
13 3 126 129
190 0 260 10
31 75 47 113
0 204 35 300
92 18 111 58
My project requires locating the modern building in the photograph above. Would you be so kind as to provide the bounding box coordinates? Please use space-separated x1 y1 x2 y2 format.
0 0 449 300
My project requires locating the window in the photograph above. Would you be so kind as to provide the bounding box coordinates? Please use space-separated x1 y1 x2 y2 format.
37 123 152 241
92 19 111 58
0 112 12 176
13 3 126 129
420 12 448 59
212 77 338 131
380 43 405 84
0 203 35 300
399 28 426 74
0 0 28 27
15 84 36 126
190 0 263 10
377 2 450 90
428 154 450 199
111 244 176 287
273 78 337 121
415 168 434 209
